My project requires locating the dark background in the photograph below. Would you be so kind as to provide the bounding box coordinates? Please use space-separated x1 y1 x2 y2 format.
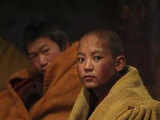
0 0 159 91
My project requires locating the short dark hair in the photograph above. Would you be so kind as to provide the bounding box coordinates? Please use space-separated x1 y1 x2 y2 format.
80 29 124 58
24 22 70 54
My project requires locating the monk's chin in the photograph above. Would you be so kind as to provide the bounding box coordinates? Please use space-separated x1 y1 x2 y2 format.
83 81 99 89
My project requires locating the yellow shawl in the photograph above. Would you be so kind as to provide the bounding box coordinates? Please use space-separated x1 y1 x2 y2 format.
69 66 160 120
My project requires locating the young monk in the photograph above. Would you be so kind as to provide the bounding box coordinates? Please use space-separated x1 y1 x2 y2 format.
69 29 160 120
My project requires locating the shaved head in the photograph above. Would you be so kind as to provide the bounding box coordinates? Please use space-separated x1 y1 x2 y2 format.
79 29 124 58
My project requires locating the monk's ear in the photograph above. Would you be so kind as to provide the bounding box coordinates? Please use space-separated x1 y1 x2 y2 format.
114 55 126 72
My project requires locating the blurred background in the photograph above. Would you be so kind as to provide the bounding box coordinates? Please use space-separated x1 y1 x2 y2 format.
0 0 159 99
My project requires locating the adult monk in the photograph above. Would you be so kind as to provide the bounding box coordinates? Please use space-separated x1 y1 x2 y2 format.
69 29 160 120
0 23 81 120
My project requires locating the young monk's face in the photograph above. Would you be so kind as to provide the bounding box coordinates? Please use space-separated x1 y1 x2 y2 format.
27 36 61 73
77 34 116 89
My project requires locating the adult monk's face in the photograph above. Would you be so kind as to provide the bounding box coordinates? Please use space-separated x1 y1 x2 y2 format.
27 36 61 73
77 34 116 89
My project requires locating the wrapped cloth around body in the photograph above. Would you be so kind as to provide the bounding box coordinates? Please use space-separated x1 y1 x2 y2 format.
69 66 160 120
0 42 82 120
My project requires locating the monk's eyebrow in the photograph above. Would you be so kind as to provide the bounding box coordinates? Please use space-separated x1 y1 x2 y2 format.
28 44 48 55
39 44 48 50
91 50 102 56
28 51 36 56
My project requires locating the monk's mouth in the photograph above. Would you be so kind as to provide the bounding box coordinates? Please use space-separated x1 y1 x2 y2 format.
83 75 96 81
41 67 47 73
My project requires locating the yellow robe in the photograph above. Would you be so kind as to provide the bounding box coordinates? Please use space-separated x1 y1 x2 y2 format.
69 66 160 120
0 42 82 120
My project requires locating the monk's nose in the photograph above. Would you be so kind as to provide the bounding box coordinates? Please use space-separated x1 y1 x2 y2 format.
39 54 48 69
84 59 94 72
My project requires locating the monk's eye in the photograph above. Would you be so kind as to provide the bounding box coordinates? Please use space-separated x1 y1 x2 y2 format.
29 53 37 60
93 56 102 62
77 57 85 63
41 48 50 55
